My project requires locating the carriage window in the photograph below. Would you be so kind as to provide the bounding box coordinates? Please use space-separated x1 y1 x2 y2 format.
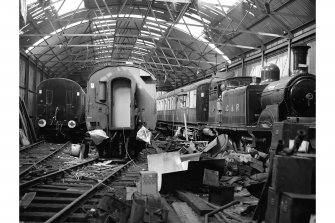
66 91 73 105
46 90 53 104
72 91 77 106
189 90 196 108
228 80 239 87
217 84 223 96
179 94 187 108
98 81 106 101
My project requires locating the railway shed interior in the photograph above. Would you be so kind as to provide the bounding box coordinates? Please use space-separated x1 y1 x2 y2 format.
11 0 326 222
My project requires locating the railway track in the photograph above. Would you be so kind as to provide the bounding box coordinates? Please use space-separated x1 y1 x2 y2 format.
19 158 134 223
20 141 69 180
20 141 99 184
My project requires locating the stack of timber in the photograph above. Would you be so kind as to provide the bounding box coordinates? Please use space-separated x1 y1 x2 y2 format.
19 97 37 146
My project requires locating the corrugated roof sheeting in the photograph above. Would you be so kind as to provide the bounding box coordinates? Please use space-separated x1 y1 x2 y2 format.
274 0 315 28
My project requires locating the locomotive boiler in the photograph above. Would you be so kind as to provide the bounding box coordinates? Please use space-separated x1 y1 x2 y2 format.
36 78 86 142
86 65 157 158
156 43 315 152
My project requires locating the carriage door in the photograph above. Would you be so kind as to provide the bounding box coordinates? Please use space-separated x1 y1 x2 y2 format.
66 90 73 120
111 78 131 128
45 89 53 119
196 84 209 122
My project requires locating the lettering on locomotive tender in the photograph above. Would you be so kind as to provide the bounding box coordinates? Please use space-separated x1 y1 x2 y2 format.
225 104 240 112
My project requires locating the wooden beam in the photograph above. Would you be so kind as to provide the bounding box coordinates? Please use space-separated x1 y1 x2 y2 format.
176 191 213 216
24 58 30 105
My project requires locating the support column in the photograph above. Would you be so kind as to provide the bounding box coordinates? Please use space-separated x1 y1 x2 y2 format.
287 38 292 76
32 60 38 126
241 54 246 76
261 45 265 67
24 58 30 105
40 64 45 82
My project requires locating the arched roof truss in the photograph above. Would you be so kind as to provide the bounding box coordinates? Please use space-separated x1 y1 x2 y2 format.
20 0 315 90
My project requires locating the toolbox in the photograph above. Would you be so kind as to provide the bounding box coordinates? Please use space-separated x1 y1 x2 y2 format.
278 192 315 223
265 187 281 223
272 155 313 194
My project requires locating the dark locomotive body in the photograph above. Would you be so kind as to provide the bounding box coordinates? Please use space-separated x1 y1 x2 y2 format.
86 65 157 158
156 44 315 151
36 78 86 142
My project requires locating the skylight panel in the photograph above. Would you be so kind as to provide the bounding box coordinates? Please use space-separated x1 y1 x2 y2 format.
131 57 145 62
146 16 167 23
25 35 51 54
141 30 161 38
175 16 204 38
50 20 89 34
53 0 84 17
134 47 150 52
25 46 34 54
95 55 112 60
93 15 113 19
26 0 38 5
143 40 155 46
185 13 211 24
92 30 114 35
145 25 165 33
93 20 116 29
146 22 168 29
198 0 241 7
133 51 147 56
31 8 43 17
118 14 143 19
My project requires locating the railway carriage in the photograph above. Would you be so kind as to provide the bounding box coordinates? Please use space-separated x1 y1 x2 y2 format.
36 78 86 141
86 65 157 158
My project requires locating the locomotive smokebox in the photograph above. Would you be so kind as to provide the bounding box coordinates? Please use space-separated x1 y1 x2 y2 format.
291 43 310 74
260 63 280 84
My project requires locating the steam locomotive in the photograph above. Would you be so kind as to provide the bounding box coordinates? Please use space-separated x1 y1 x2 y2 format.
36 78 86 142
85 65 157 158
156 43 315 152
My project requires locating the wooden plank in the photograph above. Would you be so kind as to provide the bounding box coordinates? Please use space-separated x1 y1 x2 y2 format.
20 212 86 220
26 203 95 210
172 202 202 223
48 182 95 187
25 203 67 210
160 197 183 223
27 188 84 195
20 192 36 209
32 196 76 203
38 184 92 190
176 190 213 215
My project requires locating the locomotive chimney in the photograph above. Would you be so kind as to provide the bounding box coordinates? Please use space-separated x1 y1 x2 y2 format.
291 43 310 74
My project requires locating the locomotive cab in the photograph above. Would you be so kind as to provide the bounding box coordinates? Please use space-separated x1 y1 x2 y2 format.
258 43 315 128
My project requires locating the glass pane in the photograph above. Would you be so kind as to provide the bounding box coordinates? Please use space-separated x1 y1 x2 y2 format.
66 91 72 105
46 90 53 104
